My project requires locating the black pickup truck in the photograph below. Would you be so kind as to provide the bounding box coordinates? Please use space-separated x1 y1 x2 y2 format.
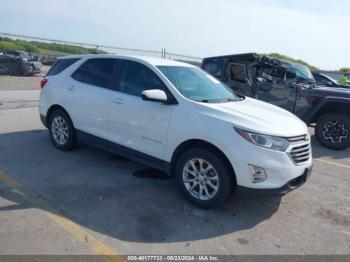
202 53 350 150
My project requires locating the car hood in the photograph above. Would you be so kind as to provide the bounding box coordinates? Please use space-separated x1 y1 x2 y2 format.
313 86 350 95
195 97 308 137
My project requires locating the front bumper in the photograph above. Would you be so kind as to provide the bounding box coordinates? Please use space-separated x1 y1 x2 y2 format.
237 167 312 195
223 139 313 190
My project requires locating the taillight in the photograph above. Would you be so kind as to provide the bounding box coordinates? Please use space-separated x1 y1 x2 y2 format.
40 79 48 89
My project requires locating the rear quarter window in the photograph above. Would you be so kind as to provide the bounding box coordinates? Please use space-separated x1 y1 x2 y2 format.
228 63 247 83
47 58 80 76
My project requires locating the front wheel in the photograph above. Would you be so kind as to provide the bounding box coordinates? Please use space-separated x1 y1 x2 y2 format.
315 112 350 150
175 148 234 209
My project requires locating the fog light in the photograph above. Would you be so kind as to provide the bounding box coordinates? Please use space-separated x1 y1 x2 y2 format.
249 165 267 183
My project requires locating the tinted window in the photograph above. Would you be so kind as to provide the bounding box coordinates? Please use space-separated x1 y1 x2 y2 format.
228 63 247 83
47 58 80 76
118 61 165 96
314 74 334 86
71 62 85 82
314 74 325 85
71 58 116 89
202 59 223 79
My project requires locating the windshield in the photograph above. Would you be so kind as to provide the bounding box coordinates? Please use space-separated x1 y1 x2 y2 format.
281 62 315 83
157 66 240 102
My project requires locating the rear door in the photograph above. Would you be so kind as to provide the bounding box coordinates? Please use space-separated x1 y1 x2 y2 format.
108 60 174 159
61 58 117 139
225 62 252 96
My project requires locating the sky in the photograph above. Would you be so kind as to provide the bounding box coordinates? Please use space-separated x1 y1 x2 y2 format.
0 0 349 70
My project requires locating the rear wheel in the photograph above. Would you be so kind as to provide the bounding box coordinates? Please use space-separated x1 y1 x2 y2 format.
48 110 76 151
315 112 350 150
175 148 234 209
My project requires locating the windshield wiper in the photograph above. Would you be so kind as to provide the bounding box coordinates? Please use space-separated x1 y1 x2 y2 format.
196 99 211 103
227 97 244 102
196 98 243 103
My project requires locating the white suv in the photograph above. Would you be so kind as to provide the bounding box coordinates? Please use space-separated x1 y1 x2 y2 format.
39 54 312 208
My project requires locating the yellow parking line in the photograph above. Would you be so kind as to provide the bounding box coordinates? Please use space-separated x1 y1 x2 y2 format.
314 158 350 170
0 170 124 262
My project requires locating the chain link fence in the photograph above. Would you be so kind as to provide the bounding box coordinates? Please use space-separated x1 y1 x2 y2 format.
0 32 203 91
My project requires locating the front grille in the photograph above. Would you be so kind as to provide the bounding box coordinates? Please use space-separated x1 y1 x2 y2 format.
287 135 308 143
289 143 311 165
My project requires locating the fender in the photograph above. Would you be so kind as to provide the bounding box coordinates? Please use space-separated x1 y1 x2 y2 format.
301 96 350 124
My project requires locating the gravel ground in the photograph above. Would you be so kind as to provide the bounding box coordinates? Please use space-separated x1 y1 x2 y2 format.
0 65 50 91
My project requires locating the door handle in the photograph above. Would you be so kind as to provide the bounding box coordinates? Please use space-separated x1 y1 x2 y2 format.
112 98 124 105
66 85 75 91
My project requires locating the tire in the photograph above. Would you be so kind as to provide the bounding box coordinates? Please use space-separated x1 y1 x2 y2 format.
48 110 76 151
315 112 350 150
175 148 235 209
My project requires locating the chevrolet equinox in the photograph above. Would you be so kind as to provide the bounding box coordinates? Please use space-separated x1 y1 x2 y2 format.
39 55 312 208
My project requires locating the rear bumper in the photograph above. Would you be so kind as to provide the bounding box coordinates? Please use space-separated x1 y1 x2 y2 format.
237 167 312 196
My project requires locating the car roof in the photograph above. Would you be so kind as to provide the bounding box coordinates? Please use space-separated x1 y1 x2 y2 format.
203 53 261 61
59 54 194 67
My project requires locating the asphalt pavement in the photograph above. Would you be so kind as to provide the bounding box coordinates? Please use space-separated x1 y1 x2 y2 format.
0 107 349 256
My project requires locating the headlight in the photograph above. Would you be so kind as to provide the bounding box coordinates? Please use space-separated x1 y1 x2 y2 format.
235 127 290 151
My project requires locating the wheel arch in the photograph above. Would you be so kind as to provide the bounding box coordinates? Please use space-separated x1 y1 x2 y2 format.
46 104 74 127
304 98 350 124
170 139 236 184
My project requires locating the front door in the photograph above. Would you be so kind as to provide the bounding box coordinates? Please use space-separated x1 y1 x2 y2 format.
108 60 174 159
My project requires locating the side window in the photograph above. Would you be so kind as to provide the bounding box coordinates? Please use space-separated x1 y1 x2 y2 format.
228 63 247 83
47 58 80 76
314 74 330 86
257 66 289 81
71 62 86 82
202 60 223 79
71 58 116 89
118 61 165 97
314 74 322 83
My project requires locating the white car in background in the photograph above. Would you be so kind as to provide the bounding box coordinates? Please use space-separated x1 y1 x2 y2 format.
39 55 312 208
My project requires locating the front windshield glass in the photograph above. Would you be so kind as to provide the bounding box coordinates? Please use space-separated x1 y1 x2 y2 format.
157 66 240 102
281 62 315 82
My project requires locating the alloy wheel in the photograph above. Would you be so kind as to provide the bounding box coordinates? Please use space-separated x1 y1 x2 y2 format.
51 116 69 145
182 158 220 201
323 120 349 144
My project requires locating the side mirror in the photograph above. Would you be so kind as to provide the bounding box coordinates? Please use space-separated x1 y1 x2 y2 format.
141 89 169 103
